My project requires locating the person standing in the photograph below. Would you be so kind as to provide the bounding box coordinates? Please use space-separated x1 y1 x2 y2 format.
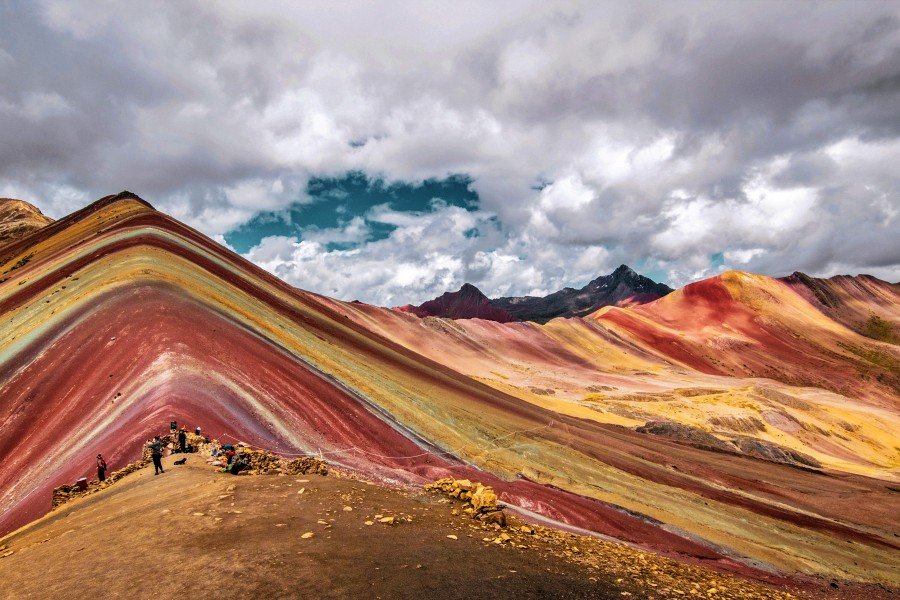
177 428 187 453
96 454 108 482
148 436 164 475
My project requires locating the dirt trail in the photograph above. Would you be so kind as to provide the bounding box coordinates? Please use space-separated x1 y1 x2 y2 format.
0 456 886 599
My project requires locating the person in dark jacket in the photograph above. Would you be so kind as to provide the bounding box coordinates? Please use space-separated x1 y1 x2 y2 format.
177 428 187 453
148 436 164 475
96 454 107 482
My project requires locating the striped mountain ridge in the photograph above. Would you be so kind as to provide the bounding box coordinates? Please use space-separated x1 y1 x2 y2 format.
0 193 898 588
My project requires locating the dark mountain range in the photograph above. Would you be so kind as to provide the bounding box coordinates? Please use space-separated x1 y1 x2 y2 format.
398 265 673 323
396 283 517 322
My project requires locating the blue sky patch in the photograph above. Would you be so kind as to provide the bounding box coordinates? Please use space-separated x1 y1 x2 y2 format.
225 171 479 253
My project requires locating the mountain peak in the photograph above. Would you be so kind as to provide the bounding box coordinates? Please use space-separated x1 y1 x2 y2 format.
0 197 54 250
405 266 673 324
612 264 636 276
399 282 516 322
457 282 487 297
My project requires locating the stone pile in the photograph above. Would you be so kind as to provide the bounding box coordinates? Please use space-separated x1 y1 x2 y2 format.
239 447 285 474
284 456 329 476
51 456 150 508
424 477 506 527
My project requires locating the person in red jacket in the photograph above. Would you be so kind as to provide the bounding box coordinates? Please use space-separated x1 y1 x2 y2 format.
96 454 108 482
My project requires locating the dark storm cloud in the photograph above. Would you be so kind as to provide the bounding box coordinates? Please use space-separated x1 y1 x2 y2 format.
0 0 897 303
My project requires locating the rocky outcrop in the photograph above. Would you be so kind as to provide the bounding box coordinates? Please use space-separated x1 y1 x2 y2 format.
635 421 735 453
425 477 507 526
730 437 822 469
0 198 53 249
636 421 823 469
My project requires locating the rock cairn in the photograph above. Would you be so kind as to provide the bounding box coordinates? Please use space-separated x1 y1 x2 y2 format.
52 457 150 508
233 447 328 476
284 456 329 476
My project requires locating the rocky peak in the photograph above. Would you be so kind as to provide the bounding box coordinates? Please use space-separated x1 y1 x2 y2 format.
0 198 54 250
457 283 489 298
398 282 517 322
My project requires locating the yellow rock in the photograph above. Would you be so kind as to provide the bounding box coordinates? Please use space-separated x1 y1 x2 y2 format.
446 534 458 540
301 532 315 539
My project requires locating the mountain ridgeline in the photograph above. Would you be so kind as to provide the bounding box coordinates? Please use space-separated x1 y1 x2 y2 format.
399 265 674 323
2 193 899 589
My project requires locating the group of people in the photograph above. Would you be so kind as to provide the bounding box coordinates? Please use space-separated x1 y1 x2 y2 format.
92 422 206 481
147 424 205 475
208 442 250 475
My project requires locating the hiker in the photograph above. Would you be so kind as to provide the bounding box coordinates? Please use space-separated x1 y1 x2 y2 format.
195 426 201 436
96 454 108 482
229 453 249 475
177 427 187 453
148 436 165 475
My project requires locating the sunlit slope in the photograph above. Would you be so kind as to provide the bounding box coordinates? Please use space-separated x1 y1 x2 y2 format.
593 271 899 406
321 285 899 480
781 271 900 340
0 194 897 584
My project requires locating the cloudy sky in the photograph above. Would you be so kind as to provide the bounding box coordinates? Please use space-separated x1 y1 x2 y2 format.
1 1 898 305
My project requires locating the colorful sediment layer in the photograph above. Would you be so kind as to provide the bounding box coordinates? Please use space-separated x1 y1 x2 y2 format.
0 193 897 587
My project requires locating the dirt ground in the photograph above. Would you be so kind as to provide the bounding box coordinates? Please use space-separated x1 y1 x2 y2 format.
0 456 888 599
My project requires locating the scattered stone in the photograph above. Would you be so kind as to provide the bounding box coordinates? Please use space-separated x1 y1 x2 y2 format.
300 532 315 539
479 509 506 527
425 477 507 528
343 506 353 512
446 534 458 540
378 516 395 525
364 521 374 526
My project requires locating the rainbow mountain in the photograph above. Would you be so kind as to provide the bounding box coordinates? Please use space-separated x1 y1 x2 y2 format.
0 193 897 587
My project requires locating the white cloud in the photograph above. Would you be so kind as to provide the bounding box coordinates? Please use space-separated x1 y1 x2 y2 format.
0 1 896 302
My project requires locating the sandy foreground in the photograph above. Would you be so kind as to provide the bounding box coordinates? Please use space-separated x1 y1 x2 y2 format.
1 456 890 600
